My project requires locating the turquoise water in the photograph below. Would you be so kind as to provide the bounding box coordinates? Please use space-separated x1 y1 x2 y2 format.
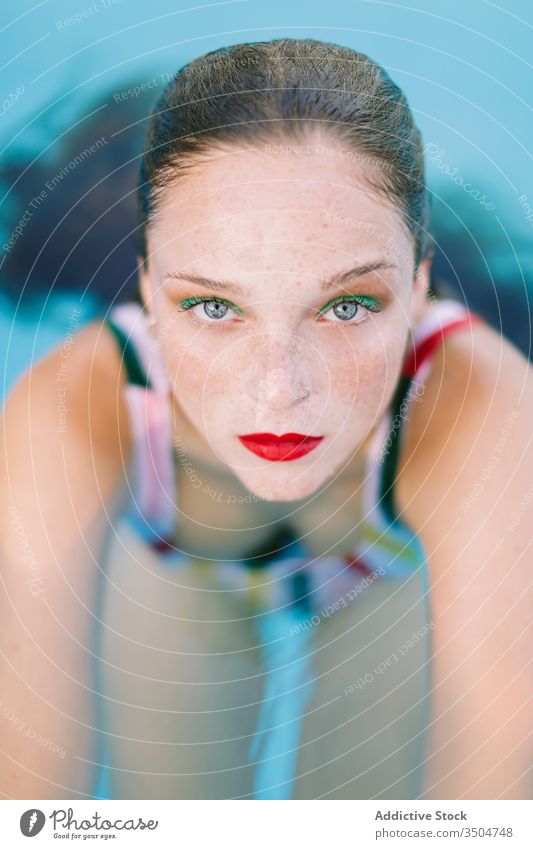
0 293 99 400
2 0 532 237
2 0 530 799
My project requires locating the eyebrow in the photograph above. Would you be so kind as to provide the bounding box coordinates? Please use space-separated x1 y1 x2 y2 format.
161 260 397 296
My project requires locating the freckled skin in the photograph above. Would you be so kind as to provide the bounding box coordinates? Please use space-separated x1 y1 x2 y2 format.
139 130 431 503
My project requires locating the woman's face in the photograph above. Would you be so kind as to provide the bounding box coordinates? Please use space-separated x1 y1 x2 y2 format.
139 135 430 502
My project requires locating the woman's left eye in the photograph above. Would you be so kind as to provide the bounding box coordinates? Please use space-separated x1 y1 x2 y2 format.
317 295 382 324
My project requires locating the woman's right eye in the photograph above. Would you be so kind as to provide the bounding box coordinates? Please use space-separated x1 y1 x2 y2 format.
177 296 242 325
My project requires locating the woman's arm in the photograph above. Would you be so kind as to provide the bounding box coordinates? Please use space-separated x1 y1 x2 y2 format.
396 321 533 800
0 321 131 799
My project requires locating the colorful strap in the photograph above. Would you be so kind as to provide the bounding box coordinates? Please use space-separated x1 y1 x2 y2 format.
104 314 153 389
103 305 178 545
401 313 482 377
379 307 482 524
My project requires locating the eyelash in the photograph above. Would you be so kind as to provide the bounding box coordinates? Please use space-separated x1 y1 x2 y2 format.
176 294 382 327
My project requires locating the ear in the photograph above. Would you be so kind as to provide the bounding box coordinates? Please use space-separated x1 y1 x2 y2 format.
411 250 433 324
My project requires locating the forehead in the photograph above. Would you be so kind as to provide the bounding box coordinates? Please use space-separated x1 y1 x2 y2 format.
148 138 413 273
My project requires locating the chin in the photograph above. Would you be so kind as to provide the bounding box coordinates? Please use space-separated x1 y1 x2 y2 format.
237 472 324 505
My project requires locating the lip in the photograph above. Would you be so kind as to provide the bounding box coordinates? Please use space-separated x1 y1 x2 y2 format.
238 432 324 461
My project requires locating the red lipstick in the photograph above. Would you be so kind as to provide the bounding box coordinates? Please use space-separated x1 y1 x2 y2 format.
238 432 324 461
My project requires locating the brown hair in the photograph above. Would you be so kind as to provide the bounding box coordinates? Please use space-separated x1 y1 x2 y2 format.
136 38 430 269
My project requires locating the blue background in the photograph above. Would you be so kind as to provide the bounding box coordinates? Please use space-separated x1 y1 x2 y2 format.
2 0 532 394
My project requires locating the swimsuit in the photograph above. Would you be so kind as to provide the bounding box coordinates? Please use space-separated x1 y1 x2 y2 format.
94 296 480 799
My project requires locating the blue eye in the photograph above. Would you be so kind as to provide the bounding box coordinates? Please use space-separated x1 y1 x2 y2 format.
317 295 382 324
177 296 242 324
176 293 382 326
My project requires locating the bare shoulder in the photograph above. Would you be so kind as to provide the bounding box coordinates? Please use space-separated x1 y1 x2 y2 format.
395 317 533 798
396 315 533 521
3 318 130 447
1 318 132 540
0 320 134 798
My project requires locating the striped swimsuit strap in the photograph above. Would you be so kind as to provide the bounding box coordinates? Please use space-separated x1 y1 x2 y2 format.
377 303 482 525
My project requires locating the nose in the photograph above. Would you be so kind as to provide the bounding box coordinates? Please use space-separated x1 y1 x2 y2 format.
256 369 304 408
254 333 313 415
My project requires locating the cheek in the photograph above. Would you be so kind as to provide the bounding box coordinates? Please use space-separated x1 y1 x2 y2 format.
323 326 403 414
160 338 225 414
323 351 387 438
323 326 398 399
161 333 252 440
359 324 409 420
